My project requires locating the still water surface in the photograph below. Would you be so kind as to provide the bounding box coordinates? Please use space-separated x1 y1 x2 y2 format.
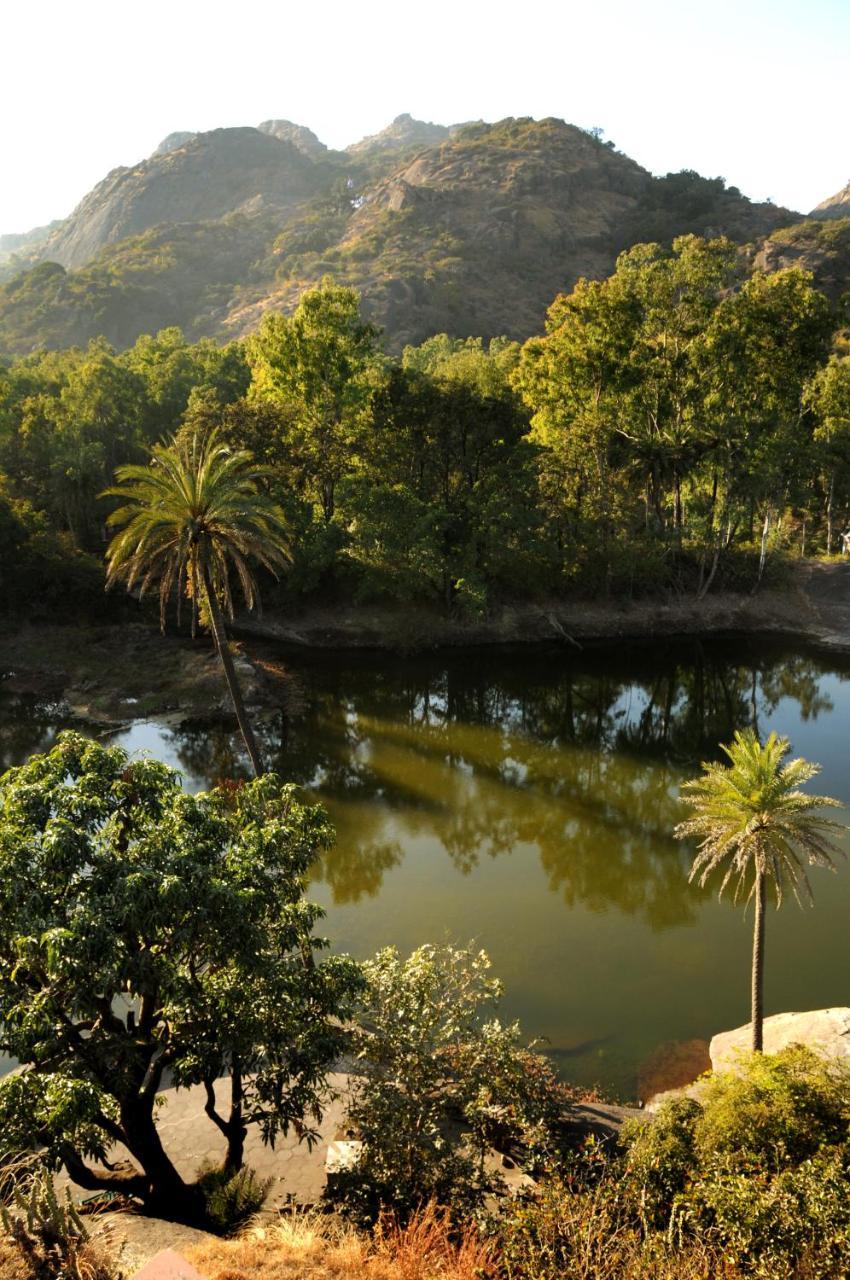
3 637 849 1099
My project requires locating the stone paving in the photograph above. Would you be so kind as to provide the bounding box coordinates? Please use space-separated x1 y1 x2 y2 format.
59 1072 351 1211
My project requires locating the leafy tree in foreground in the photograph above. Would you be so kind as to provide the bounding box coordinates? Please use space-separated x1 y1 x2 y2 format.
0 733 361 1224
104 427 288 776
674 730 844 1051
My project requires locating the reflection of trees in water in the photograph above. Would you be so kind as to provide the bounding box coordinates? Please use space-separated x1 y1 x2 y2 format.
160 643 840 923
310 803 403 904
0 694 72 773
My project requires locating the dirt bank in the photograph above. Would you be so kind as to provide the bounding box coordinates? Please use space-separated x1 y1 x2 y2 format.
235 561 850 653
2 563 849 723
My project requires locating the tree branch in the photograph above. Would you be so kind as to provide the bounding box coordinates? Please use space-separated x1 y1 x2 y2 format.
59 1144 149 1200
203 1078 231 1138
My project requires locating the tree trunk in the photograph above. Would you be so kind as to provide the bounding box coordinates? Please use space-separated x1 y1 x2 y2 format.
752 508 771 594
119 1097 200 1220
751 869 766 1053
201 561 264 777
826 472 835 557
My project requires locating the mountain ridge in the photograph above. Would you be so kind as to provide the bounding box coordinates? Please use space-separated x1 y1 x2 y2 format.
0 114 825 358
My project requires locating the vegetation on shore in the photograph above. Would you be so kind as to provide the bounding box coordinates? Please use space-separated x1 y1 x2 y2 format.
3 197 850 1279
1 233 849 634
1 715 847 1275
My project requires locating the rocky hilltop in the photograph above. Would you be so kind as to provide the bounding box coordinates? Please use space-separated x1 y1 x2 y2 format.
810 179 850 221
0 115 806 356
34 128 324 270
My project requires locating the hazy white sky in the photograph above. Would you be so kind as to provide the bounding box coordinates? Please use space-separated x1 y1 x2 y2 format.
2 0 848 234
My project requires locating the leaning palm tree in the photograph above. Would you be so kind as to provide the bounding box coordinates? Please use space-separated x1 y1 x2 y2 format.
675 730 845 1052
104 428 289 777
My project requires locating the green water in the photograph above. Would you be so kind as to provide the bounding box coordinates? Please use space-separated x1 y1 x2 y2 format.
3 637 850 1099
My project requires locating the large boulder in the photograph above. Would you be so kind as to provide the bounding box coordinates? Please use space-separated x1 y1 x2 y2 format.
710 1008 850 1072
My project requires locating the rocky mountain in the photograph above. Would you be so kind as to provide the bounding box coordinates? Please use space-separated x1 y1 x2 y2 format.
811 179 850 221
0 220 62 264
0 115 805 357
753 216 850 303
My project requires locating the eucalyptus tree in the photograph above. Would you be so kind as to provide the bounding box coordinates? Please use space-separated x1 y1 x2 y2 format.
246 279 383 524
675 730 844 1051
805 355 850 555
104 428 288 776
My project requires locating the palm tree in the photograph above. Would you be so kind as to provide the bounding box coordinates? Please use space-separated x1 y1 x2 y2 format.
675 729 845 1052
104 428 288 777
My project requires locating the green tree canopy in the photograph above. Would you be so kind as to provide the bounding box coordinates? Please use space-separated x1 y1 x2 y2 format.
0 733 362 1223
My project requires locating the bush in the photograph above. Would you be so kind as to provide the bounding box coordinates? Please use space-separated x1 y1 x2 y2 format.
497 1172 738 1280
621 1098 700 1228
621 1047 850 1276
195 1161 272 1235
0 1167 117 1280
330 943 573 1224
692 1046 850 1172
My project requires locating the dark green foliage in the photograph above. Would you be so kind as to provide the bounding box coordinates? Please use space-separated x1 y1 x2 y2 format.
194 1162 272 1235
0 252 847 624
0 481 104 616
0 732 363 1222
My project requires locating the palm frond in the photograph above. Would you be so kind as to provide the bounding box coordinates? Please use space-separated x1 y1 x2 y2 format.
674 728 846 910
104 427 290 630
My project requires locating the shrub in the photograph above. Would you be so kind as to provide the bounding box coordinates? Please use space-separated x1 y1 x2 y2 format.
621 1047 850 1275
195 1162 272 1235
692 1046 850 1172
0 1168 117 1280
330 943 573 1223
621 1098 700 1228
496 1173 739 1280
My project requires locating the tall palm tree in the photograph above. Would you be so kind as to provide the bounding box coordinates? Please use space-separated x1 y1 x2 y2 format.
675 729 845 1052
104 428 289 777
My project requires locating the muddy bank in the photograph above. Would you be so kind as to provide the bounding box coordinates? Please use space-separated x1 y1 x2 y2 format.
2 562 849 723
0 623 289 726
234 560 850 654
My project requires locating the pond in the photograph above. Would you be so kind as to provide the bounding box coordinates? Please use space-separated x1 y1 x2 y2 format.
2 636 849 1100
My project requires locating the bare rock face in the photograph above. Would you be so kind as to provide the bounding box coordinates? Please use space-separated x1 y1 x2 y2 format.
151 131 197 158
38 128 318 270
347 112 451 156
257 119 327 158
810 179 850 220
710 1008 850 1072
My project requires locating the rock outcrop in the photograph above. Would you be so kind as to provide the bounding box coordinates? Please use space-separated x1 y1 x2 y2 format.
35 128 320 270
810 179 850 220
710 1008 850 1072
257 119 327 158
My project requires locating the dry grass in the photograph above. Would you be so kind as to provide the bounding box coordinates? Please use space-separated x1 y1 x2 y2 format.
0 1236 117 1280
186 1204 497 1280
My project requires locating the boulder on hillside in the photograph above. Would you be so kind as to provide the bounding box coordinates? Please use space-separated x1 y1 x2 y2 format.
710 1008 850 1072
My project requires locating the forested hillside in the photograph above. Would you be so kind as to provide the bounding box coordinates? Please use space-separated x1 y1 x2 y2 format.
2 235 849 623
0 116 803 356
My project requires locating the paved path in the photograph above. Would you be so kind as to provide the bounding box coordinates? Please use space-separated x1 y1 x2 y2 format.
59 1073 350 1210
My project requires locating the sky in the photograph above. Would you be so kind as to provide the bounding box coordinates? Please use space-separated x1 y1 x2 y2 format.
1 0 848 235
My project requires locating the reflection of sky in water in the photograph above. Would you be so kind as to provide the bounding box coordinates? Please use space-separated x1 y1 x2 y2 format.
3 638 850 1099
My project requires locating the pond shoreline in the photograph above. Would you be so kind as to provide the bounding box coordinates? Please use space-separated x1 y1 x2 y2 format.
2 561 850 724
234 559 849 655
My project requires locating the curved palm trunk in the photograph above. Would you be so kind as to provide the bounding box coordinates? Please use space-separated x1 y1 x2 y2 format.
201 562 264 778
751 869 766 1052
